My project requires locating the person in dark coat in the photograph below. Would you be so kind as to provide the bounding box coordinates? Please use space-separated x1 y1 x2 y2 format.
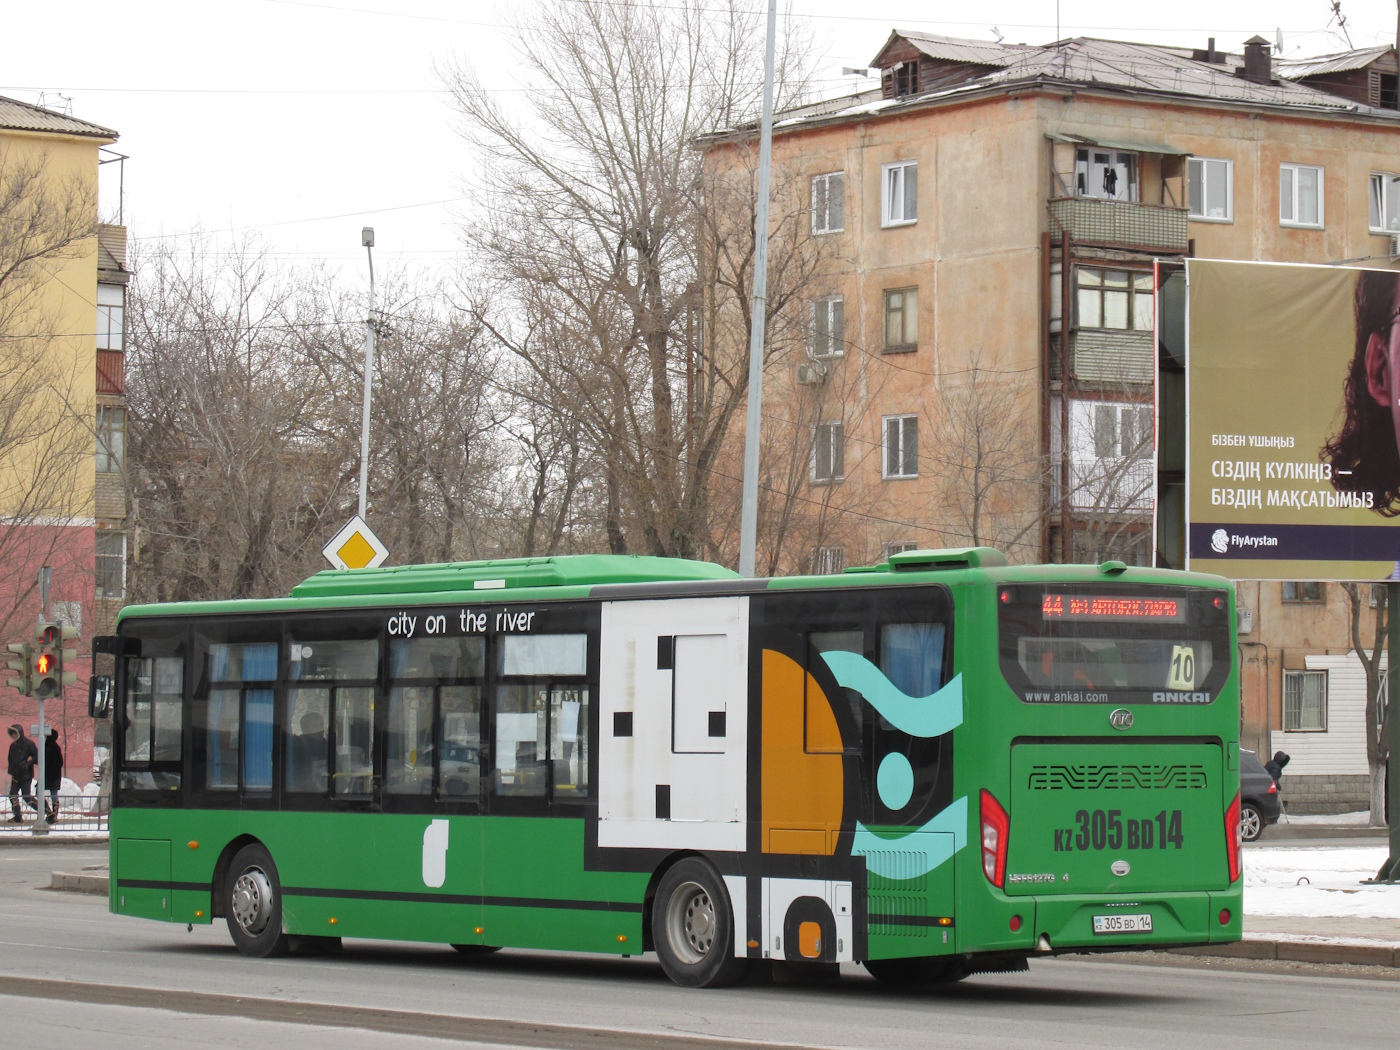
6 724 38 824
1264 750 1290 783
44 729 63 825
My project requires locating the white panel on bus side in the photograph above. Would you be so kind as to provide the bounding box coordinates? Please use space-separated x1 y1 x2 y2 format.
598 596 748 853
762 877 854 963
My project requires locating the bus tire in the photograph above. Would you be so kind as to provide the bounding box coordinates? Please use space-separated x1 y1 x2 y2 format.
450 944 501 956
863 956 959 987
224 844 291 959
652 858 746 988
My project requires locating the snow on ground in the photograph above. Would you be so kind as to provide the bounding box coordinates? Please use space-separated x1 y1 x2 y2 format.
1245 846 1399 918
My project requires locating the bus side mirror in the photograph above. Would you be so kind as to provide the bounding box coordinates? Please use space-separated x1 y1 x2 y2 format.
89 675 113 718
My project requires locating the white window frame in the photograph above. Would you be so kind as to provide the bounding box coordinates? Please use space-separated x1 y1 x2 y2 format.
1187 156 1233 223
1283 669 1328 732
810 546 846 575
811 420 844 483
95 531 127 600
96 404 125 474
1075 268 1154 332
881 160 918 227
811 171 845 235
810 295 844 359
1280 163 1324 229
1369 172 1400 234
96 283 125 351
882 414 918 479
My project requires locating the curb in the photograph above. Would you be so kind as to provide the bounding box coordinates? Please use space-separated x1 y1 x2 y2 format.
50 870 110 895
1171 938 1400 968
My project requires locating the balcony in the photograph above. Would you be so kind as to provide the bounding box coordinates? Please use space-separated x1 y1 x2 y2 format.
1048 197 1188 253
97 349 124 394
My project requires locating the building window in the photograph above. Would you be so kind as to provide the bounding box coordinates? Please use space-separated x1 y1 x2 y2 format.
96 405 125 473
1281 581 1325 603
1075 149 1137 201
811 296 844 358
881 161 917 227
882 541 919 560
883 415 918 479
95 531 126 599
890 60 920 97
1188 157 1233 222
1076 268 1153 331
811 421 844 483
1092 403 1153 459
1369 173 1400 233
811 172 844 234
810 546 846 575
883 287 918 351
96 284 124 351
1280 163 1324 228
1283 669 1328 732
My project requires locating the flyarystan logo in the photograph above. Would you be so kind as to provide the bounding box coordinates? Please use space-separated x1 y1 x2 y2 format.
1210 528 1229 554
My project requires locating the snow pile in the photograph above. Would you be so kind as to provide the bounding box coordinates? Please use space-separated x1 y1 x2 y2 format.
1280 810 1373 826
1245 846 1399 919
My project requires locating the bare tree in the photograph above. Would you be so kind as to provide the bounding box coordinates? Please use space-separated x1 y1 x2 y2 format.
444 0 823 563
1340 583 1391 827
0 144 99 639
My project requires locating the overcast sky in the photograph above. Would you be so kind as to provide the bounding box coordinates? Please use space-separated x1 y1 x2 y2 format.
6 1 1398 289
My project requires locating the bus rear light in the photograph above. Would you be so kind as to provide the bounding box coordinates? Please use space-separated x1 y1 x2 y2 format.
1009 915 1022 932
980 789 1010 888
1224 792 1241 883
1219 909 1231 925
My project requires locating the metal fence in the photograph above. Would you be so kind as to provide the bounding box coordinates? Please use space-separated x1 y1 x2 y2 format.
0 792 110 833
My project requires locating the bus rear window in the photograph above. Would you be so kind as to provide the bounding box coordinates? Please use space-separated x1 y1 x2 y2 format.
998 584 1230 705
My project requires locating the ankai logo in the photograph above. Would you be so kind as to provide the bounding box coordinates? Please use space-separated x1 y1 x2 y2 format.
1108 708 1134 731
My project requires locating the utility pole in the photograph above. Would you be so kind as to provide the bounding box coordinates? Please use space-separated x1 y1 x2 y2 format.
358 227 377 522
33 567 50 836
738 0 778 579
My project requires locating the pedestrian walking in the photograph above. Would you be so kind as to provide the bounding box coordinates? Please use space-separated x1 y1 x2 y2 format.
44 728 63 825
6 724 38 824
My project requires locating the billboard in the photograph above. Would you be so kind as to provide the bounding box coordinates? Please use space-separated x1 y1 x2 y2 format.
1187 258 1400 580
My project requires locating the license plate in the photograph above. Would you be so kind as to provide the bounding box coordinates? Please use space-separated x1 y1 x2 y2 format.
1092 913 1152 935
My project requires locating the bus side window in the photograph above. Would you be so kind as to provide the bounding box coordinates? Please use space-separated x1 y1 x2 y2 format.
879 623 946 697
387 636 485 801
495 634 587 801
807 630 864 754
549 686 588 797
288 638 378 800
207 643 277 794
286 688 330 793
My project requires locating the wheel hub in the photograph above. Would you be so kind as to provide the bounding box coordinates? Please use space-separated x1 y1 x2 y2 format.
231 867 274 934
666 881 716 964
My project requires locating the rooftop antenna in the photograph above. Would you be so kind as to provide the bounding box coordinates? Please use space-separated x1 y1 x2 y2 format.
1328 1 1353 48
991 26 1004 44
1275 27 1284 54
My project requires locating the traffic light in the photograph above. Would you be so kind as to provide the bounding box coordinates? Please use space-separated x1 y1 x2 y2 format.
33 623 78 700
5 642 33 696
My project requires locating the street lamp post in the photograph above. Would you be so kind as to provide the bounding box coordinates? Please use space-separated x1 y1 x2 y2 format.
358 227 376 521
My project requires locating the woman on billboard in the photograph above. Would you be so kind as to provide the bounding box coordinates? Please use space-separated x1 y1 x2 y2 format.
1325 269 1400 515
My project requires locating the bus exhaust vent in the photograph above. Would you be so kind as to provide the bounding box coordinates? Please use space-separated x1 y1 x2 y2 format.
887 547 1007 571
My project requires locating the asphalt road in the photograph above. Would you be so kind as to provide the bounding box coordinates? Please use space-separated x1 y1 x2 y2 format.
1 843 1395 1050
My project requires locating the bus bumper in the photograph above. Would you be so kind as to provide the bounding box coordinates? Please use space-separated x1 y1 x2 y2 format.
1030 886 1243 951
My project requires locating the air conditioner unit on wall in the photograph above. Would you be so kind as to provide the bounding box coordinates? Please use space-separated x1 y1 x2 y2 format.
795 361 828 386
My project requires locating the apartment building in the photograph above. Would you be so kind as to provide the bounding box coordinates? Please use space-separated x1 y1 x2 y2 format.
0 95 126 783
701 34 1400 810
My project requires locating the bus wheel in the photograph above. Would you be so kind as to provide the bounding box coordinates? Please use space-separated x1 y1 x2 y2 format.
652 858 746 988
225 844 291 959
450 944 501 956
864 956 959 987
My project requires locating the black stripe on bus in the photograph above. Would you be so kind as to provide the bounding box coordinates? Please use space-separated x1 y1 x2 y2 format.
117 879 208 892
281 886 643 913
867 913 954 928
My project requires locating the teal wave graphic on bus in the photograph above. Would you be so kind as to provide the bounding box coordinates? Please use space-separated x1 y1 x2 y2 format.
817 652 963 738
852 795 968 879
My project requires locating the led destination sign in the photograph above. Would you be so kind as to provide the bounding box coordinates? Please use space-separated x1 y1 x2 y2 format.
1040 594 1185 623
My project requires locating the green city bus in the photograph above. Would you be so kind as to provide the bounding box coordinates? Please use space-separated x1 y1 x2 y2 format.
102 547 1243 987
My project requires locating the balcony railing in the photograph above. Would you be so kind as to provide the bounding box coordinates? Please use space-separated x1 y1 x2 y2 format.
1048 197 1188 253
97 349 124 394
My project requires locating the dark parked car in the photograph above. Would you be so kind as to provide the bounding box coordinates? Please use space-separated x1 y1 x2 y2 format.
1239 749 1282 842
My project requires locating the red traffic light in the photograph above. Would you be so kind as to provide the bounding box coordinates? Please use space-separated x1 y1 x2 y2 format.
35 653 54 674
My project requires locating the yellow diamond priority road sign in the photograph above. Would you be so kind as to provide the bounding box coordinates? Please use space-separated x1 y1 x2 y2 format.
322 515 389 570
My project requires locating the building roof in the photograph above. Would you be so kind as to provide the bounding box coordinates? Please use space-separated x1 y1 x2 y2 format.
715 34 1400 141
0 95 117 139
1277 45 1394 80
